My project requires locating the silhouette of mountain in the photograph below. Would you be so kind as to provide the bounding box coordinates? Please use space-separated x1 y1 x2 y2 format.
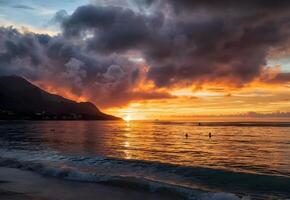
0 76 121 120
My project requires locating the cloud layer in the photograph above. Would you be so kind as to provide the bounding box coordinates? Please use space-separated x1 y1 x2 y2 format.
62 0 290 87
0 0 290 108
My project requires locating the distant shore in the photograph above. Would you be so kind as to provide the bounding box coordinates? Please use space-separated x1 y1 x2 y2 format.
0 167 180 200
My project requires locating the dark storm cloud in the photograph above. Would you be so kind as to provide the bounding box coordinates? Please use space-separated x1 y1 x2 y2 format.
60 1 290 88
145 0 290 87
62 5 163 53
0 28 44 66
0 26 170 107
166 0 290 9
1 0 290 108
263 72 290 84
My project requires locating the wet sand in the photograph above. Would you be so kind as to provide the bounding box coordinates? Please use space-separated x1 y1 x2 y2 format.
0 167 182 200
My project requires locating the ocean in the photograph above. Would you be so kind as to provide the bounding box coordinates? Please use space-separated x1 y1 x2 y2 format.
0 120 289 200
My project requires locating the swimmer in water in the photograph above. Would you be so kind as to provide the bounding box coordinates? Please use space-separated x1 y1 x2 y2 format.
185 133 188 138
209 132 212 138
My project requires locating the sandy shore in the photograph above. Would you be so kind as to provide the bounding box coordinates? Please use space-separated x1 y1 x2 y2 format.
0 167 182 200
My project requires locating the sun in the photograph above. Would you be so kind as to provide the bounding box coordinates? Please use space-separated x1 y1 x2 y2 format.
124 115 132 122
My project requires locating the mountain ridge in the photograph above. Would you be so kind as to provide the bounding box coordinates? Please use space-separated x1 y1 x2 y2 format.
0 75 121 120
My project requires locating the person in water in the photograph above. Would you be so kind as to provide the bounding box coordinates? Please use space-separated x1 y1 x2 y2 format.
209 132 212 138
185 133 188 138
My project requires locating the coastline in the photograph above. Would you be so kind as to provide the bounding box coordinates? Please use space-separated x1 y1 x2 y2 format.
0 167 181 200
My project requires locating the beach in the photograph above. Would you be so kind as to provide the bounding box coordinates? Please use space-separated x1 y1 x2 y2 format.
0 167 181 200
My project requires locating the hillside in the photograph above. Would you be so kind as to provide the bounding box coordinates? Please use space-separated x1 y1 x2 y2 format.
0 76 121 120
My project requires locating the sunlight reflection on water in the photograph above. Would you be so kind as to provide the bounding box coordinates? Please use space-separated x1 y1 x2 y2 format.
0 120 288 177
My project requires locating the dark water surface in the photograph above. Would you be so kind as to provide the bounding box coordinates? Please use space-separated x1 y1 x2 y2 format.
0 120 289 199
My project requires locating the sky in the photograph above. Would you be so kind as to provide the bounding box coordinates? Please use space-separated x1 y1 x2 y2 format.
0 0 289 120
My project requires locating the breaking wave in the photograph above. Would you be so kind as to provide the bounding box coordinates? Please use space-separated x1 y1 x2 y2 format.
0 150 289 200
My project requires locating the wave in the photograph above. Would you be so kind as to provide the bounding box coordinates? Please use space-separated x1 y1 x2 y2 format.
0 148 289 199
1 154 290 200
0 156 256 200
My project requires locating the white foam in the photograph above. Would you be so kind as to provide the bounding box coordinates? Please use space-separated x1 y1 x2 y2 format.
0 155 253 200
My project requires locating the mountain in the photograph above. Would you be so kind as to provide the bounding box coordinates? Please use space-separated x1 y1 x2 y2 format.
0 76 121 120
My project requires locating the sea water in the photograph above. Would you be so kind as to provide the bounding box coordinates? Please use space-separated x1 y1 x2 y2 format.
0 120 289 199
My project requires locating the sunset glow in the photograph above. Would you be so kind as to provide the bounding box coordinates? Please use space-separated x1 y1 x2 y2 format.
124 115 132 122
0 0 289 120
30 72 290 120
1 1 290 199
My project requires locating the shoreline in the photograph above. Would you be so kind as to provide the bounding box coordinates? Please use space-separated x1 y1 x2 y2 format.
0 167 182 200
